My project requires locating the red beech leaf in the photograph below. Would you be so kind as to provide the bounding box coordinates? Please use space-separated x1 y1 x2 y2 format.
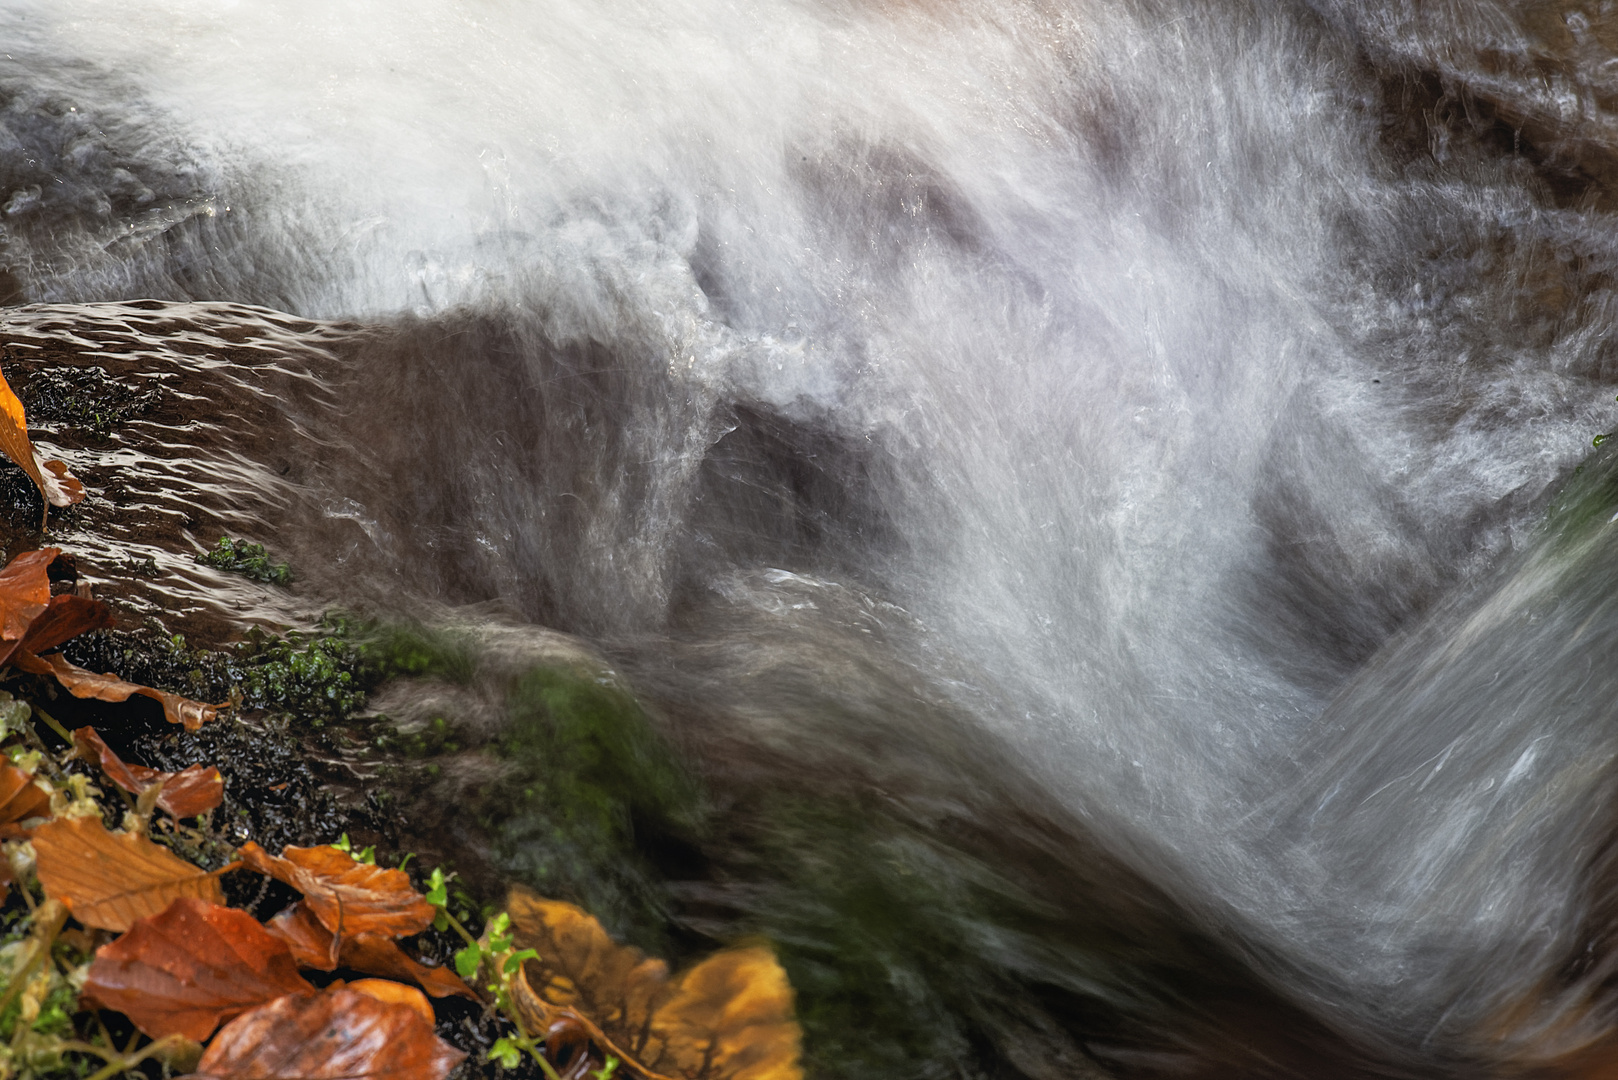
263 899 333 970
32 814 224 931
154 765 226 819
18 650 221 729
17 593 111 654
73 728 223 820
0 548 56 641
239 843 434 954
0 760 49 840
266 901 476 1000
187 987 464 1080
83 897 314 1041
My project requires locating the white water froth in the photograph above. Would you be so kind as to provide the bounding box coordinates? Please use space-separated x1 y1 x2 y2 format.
6 0 1618 1054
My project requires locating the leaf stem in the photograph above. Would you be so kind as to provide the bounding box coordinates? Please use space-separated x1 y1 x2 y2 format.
440 906 479 948
57 1040 122 1065
30 705 72 745
530 1040 564 1080
77 1034 185 1080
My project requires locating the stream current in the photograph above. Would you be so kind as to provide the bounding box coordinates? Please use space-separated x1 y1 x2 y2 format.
3 0 1618 1076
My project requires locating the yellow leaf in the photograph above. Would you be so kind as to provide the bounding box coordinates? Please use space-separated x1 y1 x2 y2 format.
507 889 802 1080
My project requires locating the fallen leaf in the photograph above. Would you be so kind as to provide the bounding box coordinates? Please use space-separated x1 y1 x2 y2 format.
73 728 224 820
0 760 49 839
18 650 221 729
265 901 475 1000
239 843 434 961
186 987 464 1080
82 897 314 1041
40 458 84 508
150 765 225 819
343 979 435 1025
0 373 83 526
508 890 803 1080
0 548 56 641
15 593 111 655
32 814 224 931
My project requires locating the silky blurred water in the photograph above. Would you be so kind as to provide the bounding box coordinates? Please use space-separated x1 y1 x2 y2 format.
5 0 1618 1074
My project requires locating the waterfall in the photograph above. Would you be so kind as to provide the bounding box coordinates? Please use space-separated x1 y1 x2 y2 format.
5 0 1618 1073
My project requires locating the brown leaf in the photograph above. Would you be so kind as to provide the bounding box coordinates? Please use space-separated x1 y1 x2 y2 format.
508 889 803 1080
17 593 111 655
239 843 434 955
344 979 436 1025
0 548 56 641
82 897 314 1041
153 765 226 820
40 458 84 507
19 651 221 729
0 760 49 839
73 728 224 820
186 987 464 1080
265 901 476 1000
32 814 225 931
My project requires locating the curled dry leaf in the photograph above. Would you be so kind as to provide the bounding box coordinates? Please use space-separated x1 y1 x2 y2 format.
0 759 49 839
19 650 221 729
508 889 803 1080
32 814 224 931
185 987 464 1080
82 897 314 1041
239 843 434 960
266 900 475 1000
74 727 224 820
0 369 84 526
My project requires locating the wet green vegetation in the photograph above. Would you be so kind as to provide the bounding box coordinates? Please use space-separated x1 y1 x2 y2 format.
194 536 293 587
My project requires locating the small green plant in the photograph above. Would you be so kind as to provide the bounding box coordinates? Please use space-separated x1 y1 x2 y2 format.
195 536 293 587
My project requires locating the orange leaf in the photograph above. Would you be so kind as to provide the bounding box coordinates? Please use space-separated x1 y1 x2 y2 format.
238 843 434 954
82 897 314 1041
0 548 56 641
19 650 221 729
0 371 78 527
344 979 436 1025
153 764 226 820
265 901 476 1000
508 889 803 1080
278 901 469 998
189 987 464 1080
0 760 49 839
262 899 334 970
73 728 223 820
32 815 224 931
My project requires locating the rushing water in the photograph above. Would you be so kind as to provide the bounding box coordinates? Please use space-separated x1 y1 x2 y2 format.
8 0 1618 1075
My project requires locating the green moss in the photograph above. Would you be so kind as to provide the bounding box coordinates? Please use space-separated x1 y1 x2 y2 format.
488 667 703 951
195 536 293 586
